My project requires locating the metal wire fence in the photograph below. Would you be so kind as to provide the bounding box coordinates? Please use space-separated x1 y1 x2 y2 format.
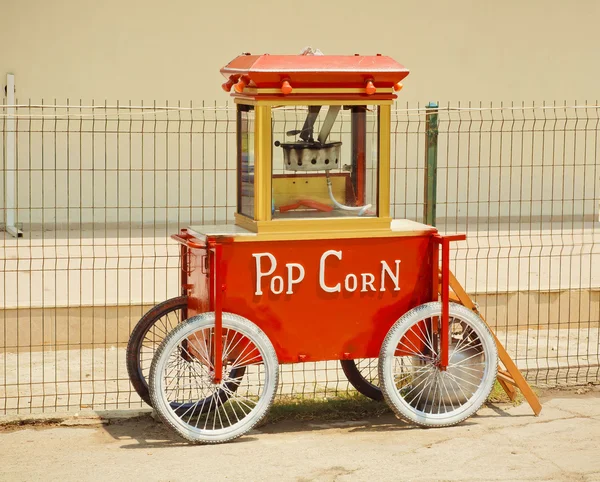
0 100 598 414
433 102 599 386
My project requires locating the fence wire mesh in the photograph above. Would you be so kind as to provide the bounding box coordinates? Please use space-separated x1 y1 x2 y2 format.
433 102 599 386
0 101 598 414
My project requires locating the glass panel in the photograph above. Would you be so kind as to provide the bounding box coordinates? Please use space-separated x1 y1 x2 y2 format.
237 105 255 218
271 105 379 219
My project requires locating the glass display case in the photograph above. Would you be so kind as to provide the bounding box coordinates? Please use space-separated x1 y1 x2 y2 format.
271 104 380 219
235 102 386 231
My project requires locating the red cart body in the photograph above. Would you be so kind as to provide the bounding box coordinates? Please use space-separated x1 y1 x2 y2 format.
179 221 438 364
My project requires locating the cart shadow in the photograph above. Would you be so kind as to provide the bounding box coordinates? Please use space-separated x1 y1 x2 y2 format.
99 414 261 449
257 414 482 436
256 404 529 437
100 414 418 449
99 402 527 449
483 403 532 418
258 414 418 435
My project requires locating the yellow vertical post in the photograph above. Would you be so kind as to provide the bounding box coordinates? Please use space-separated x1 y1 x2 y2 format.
254 104 272 221
378 104 391 219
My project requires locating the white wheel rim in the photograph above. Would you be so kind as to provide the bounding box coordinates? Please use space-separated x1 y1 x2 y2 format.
152 317 276 440
383 305 496 424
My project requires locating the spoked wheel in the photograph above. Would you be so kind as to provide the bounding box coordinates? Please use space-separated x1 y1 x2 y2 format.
379 302 497 427
149 312 279 444
339 359 383 401
126 296 188 406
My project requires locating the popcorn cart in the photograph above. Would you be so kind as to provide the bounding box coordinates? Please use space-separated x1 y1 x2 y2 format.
126 50 541 444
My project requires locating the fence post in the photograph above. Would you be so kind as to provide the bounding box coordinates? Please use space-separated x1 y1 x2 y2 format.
423 101 439 226
5 73 22 237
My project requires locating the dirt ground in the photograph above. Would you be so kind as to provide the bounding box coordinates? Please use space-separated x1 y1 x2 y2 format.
1 387 599 482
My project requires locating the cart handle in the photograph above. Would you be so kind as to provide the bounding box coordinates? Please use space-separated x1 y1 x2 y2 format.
171 234 206 250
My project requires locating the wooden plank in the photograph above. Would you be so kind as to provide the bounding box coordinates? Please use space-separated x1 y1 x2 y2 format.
497 371 517 386
449 292 462 303
498 378 518 401
497 367 518 400
446 271 542 416
493 333 542 415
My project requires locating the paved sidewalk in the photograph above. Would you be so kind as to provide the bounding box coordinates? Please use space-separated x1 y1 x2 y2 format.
1 388 599 482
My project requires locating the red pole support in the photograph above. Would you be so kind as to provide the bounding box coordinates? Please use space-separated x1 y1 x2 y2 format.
180 230 188 296
431 236 440 302
440 237 450 370
180 230 189 321
212 242 224 384
432 233 466 370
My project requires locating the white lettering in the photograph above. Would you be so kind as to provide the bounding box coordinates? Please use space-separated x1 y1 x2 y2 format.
319 250 342 293
254 250 401 296
344 273 358 292
253 252 277 295
286 263 305 294
380 260 401 291
361 273 376 292
271 275 284 294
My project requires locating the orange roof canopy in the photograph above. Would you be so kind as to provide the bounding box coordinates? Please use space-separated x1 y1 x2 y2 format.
220 54 409 90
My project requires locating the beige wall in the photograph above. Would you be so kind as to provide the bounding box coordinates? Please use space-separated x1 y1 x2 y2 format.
2 0 600 104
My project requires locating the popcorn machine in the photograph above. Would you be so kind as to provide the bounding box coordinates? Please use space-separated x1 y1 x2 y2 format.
126 50 541 444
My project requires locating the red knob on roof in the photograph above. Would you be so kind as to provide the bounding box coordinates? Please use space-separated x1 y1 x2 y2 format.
221 75 238 92
280 80 293 95
234 76 249 93
365 80 376 95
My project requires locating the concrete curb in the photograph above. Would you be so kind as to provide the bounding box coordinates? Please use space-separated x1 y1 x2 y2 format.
0 408 153 428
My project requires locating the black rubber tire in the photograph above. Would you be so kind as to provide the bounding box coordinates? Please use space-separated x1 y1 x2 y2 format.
340 359 383 401
126 296 188 406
